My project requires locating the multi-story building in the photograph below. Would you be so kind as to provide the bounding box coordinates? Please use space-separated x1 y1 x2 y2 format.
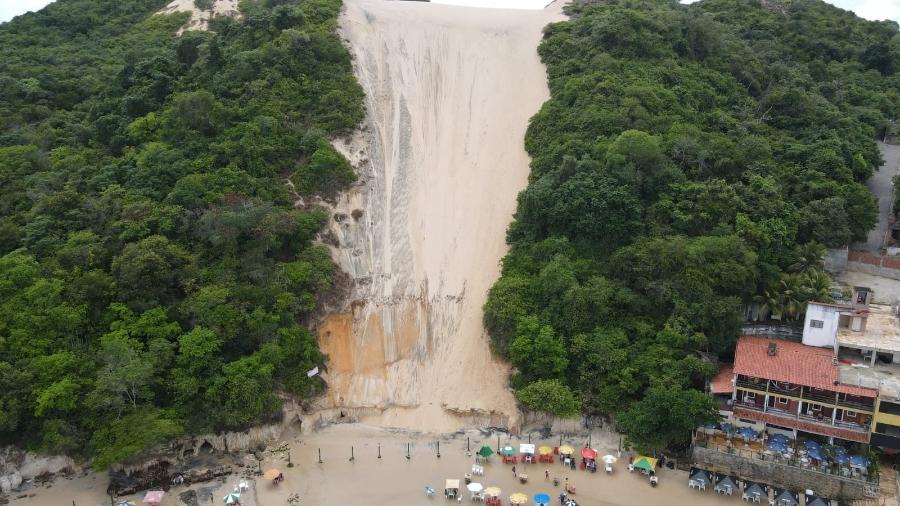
728 336 877 443
712 286 900 450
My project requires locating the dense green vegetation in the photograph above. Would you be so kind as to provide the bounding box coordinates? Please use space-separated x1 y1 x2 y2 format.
486 0 899 451
0 0 362 467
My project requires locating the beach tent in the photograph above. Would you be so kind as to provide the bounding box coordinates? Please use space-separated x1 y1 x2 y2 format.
581 447 597 461
632 456 657 473
688 468 711 489
558 445 575 456
714 474 738 494
773 488 799 506
500 445 516 456
222 493 240 505
445 479 460 499
143 490 164 506
805 493 830 506
743 482 768 502
520 444 535 455
534 492 551 505
478 445 494 458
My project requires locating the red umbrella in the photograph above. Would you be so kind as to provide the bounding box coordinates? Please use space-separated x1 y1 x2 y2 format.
581 447 597 460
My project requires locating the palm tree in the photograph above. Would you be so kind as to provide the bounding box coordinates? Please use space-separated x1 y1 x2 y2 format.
802 270 835 304
778 273 806 321
789 242 826 274
754 285 784 320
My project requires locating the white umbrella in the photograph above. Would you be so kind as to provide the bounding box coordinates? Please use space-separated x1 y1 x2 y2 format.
467 482 484 493
602 455 617 464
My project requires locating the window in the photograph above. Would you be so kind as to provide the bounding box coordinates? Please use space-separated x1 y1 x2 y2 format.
744 392 756 402
777 397 789 405
806 404 821 414
875 423 900 437
844 410 857 420
810 319 825 329
880 401 900 416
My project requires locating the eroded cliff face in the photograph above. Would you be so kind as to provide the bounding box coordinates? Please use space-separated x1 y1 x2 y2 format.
317 0 564 432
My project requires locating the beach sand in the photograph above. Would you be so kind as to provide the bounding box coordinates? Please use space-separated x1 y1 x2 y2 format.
318 0 565 431
13 425 735 506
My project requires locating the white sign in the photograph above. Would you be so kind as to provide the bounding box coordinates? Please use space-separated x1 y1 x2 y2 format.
306 366 319 378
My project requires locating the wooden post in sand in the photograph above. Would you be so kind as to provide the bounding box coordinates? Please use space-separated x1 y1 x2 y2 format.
406 442 411 459
437 440 441 458
350 446 355 462
378 443 382 459
318 448 322 463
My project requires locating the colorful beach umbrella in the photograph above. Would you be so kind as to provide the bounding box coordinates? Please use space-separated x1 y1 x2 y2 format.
509 492 528 504
558 445 575 455
633 456 657 472
534 492 551 505
263 468 281 480
500 445 516 456
223 493 240 505
478 445 494 457
538 446 552 456
581 447 598 460
117 501 136 506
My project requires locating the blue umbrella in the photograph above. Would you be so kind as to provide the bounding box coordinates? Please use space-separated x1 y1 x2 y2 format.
737 427 758 440
807 448 824 461
720 423 734 433
833 446 848 456
534 493 551 505
834 454 849 465
849 455 869 467
767 442 787 453
769 434 789 444
802 440 820 449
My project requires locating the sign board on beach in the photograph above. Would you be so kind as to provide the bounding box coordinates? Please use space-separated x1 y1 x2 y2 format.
306 366 319 378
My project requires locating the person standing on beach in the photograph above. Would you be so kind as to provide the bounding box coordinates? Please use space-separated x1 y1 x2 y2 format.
545 469 550 481
512 465 517 477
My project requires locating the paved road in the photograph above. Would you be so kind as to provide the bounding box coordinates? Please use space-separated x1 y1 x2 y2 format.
857 141 900 252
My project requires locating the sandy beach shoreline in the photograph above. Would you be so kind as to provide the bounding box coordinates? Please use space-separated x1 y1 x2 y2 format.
11 424 736 506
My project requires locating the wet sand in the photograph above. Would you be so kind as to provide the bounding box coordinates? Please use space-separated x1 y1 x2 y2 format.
13 425 735 506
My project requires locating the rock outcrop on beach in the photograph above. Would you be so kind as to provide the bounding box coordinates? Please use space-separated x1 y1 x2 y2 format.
317 0 564 432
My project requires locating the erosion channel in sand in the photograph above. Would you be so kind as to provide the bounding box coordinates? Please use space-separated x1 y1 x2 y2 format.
318 0 564 431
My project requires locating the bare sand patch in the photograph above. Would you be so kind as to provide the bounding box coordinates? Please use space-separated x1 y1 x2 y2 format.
159 0 240 33
319 0 565 432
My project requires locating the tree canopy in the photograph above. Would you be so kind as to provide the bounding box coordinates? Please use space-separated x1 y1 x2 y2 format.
488 0 898 450
0 0 362 466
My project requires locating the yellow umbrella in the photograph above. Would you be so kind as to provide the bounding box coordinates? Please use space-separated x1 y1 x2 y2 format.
484 487 501 498
538 446 552 456
263 468 281 480
558 445 575 455
509 492 528 504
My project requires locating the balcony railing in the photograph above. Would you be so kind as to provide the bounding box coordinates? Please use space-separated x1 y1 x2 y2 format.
837 397 875 412
734 400 765 412
802 389 837 404
770 384 802 397
735 377 768 391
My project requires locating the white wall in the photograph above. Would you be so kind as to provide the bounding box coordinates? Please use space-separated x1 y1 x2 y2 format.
802 303 839 348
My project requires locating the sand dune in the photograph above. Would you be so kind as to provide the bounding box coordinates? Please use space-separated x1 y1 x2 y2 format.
319 0 564 431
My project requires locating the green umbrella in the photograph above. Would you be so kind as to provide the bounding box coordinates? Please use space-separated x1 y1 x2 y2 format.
499 445 516 456
223 493 241 505
117 501 136 506
478 445 494 458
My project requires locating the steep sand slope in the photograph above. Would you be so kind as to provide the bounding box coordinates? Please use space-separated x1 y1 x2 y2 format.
318 0 563 432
